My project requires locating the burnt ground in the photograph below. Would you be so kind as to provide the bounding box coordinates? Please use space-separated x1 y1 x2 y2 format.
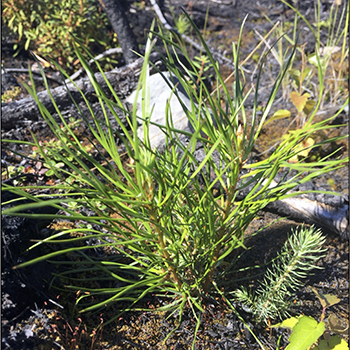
1 0 349 349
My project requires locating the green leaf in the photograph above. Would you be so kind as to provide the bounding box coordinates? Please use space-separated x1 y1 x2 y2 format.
327 336 348 350
45 169 54 177
286 316 325 350
308 54 318 67
308 53 330 75
289 69 301 87
301 67 311 81
316 335 349 350
18 22 23 39
313 19 331 29
271 316 300 329
25 37 31 51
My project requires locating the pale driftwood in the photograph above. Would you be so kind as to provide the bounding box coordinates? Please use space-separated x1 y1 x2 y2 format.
1 53 161 131
261 184 349 239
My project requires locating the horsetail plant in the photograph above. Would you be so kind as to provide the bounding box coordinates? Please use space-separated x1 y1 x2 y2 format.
234 225 326 323
2 13 348 348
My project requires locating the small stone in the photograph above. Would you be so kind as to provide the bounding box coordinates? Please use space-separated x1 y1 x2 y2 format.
127 72 193 150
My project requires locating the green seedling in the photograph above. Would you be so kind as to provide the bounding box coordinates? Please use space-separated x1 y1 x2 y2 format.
1 10 348 350
1 86 22 103
235 226 326 323
272 288 349 350
1 165 32 185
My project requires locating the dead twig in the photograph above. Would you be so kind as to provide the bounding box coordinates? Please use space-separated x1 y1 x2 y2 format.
65 47 123 83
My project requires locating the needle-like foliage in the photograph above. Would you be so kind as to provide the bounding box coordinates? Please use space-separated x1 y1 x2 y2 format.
235 225 326 323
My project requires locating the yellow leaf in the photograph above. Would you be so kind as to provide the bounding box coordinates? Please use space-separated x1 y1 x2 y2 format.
284 135 315 163
290 91 310 113
303 99 316 115
273 109 292 118
312 287 341 309
298 137 315 158
265 109 291 126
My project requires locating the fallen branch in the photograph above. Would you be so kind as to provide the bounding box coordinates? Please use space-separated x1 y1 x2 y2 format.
2 47 124 87
2 68 62 84
1 52 161 131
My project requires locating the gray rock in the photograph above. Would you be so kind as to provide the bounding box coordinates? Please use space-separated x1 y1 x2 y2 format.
127 72 193 149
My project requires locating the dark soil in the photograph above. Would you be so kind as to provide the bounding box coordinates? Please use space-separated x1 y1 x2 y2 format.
1 1 349 349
